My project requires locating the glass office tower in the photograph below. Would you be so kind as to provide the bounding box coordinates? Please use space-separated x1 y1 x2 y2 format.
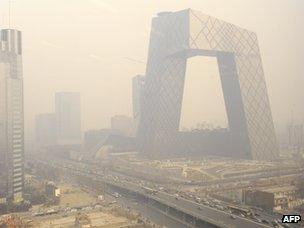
138 9 278 161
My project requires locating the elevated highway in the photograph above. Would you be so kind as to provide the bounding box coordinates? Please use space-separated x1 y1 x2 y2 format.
35 158 271 228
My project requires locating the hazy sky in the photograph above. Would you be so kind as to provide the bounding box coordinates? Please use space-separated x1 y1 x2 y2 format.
0 0 303 141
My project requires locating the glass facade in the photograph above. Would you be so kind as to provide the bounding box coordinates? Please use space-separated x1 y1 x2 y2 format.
137 9 278 161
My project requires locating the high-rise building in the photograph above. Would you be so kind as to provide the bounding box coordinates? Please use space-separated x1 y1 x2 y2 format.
35 113 56 149
55 92 82 146
0 29 24 203
138 9 278 161
132 75 145 132
287 124 303 152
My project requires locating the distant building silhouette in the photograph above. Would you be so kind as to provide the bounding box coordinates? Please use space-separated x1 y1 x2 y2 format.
0 29 24 203
84 129 113 151
84 129 136 158
55 92 82 146
132 75 145 133
111 115 135 137
138 9 278 161
287 124 303 153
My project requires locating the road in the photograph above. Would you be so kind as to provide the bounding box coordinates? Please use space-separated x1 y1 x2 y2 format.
109 178 270 228
108 193 187 228
44 159 270 227
35 157 302 228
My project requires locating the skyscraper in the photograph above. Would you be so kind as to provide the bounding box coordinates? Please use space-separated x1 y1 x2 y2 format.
138 9 278 161
0 29 24 203
55 92 82 146
132 75 145 132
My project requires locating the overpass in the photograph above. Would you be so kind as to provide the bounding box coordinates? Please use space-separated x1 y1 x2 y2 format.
35 158 271 228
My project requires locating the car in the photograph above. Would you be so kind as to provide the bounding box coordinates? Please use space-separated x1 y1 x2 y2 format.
271 221 281 227
33 212 45 217
255 218 262 223
113 192 121 198
95 205 102 209
216 205 224 210
261 219 269 224
230 215 236 219
195 197 201 203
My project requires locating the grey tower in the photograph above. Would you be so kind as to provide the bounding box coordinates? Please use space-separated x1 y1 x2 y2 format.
132 75 145 133
0 29 24 203
138 9 278 161
55 92 82 146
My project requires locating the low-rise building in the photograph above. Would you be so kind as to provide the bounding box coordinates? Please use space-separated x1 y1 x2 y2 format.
111 115 135 137
45 182 60 198
244 185 304 211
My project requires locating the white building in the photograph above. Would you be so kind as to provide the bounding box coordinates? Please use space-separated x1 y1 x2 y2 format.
0 29 24 203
